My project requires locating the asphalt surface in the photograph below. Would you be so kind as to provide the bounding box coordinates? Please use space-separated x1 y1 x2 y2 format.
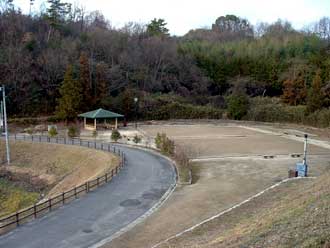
0 137 176 248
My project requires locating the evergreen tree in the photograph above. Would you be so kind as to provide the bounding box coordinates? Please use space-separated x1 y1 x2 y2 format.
46 0 71 41
79 52 93 109
147 18 169 37
307 69 324 113
95 62 108 105
56 65 82 120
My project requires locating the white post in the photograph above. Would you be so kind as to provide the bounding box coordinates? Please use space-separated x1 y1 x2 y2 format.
84 117 86 129
115 118 118 130
94 119 97 130
2 86 10 165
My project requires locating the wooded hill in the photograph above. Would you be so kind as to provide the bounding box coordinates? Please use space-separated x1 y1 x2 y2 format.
1 1 330 125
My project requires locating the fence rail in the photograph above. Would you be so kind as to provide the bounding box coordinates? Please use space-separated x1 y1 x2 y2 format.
0 134 125 232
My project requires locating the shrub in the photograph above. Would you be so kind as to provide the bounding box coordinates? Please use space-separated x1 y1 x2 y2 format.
92 130 98 138
144 102 223 120
227 94 249 120
48 126 58 137
25 128 33 135
247 97 306 123
133 135 142 144
155 133 162 149
111 129 121 142
67 126 79 138
154 133 174 156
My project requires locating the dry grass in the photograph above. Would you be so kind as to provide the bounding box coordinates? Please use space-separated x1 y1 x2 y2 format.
163 171 330 248
0 140 119 217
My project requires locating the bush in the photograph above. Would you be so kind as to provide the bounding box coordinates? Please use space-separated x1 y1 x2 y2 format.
92 130 98 138
25 128 33 135
154 133 175 156
144 102 223 120
247 97 306 123
111 129 121 142
67 126 79 138
227 94 249 120
133 135 142 144
48 126 58 137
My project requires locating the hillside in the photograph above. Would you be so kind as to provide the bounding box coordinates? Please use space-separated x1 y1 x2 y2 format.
0 140 119 217
160 173 330 248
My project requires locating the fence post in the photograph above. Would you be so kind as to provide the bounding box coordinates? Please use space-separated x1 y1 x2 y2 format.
32 135 34 142
94 142 96 149
111 169 114 177
105 173 108 182
88 141 90 148
72 139 74 145
34 204 37 218
62 192 65 204
24 134 26 140
16 212 19 226
39 136 41 142
114 147 116 153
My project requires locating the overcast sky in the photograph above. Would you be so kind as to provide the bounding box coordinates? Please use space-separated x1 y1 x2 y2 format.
13 0 330 35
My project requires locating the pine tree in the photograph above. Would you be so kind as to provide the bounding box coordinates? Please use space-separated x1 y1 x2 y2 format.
79 52 93 109
146 18 169 37
95 62 108 105
56 65 82 120
307 69 324 113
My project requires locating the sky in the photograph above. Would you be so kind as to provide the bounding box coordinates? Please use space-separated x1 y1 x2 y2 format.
13 0 330 35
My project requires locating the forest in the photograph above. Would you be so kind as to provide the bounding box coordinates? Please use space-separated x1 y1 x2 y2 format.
1 0 330 126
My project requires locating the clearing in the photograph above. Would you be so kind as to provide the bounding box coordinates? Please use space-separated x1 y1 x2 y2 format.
105 122 330 248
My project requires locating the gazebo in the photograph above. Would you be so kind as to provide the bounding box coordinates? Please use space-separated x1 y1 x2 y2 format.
78 108 124 130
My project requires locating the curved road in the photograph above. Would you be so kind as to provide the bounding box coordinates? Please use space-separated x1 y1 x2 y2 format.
0 141 176 248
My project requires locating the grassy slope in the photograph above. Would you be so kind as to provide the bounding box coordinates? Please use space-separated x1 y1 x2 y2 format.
164 172 330 248
0 140 118 217
0 179 39 218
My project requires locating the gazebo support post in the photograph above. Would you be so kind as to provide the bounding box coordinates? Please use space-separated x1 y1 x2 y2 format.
84 118 86 129
94 119 97 130
115 118 118 130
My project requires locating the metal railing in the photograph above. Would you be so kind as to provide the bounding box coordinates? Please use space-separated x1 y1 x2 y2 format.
0 134 125 233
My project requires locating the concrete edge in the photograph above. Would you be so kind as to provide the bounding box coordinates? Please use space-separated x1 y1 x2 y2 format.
150 176 317 248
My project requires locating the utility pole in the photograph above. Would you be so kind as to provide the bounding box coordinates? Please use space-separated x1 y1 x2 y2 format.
1 86 10 165
134 97 138 129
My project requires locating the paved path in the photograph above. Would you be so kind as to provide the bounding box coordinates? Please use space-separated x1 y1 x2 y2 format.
0 137 176 248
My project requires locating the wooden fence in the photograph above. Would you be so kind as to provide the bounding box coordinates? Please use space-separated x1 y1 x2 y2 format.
0 134 125 233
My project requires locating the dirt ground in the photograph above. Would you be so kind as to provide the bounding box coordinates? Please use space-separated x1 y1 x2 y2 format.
141 125 329 157
104 123 330 248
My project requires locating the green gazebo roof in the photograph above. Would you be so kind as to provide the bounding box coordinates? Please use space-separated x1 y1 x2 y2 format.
78 108 124 119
